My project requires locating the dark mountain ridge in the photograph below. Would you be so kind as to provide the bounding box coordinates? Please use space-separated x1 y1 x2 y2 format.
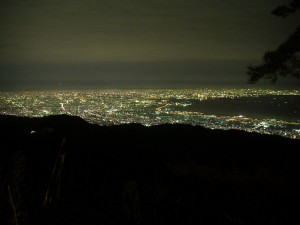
1 115 300 225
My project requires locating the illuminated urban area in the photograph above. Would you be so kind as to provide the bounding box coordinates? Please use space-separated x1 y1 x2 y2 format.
0 89 300 139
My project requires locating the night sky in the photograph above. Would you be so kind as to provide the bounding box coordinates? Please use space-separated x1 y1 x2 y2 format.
0 0 299 90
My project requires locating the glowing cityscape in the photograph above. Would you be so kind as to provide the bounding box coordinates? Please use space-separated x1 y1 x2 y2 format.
0 89 300 139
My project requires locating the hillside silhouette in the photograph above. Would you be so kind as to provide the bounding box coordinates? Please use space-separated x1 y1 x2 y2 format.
1 115 300 225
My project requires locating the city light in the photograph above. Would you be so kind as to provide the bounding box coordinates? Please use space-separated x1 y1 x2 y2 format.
0 88 299 139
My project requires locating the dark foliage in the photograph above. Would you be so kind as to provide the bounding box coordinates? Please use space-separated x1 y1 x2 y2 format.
271 0 300 18
1 115 300 225
247 0 300 84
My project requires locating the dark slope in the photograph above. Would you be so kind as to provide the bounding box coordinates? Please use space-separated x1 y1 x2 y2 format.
1 115 300 225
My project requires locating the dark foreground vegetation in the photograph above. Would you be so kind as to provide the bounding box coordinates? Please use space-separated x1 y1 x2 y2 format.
1 115 300 225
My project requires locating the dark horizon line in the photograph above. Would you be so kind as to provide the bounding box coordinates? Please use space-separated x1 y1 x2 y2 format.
0 84 299 92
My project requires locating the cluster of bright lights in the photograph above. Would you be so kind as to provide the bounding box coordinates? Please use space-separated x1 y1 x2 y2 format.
0 89 299 139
